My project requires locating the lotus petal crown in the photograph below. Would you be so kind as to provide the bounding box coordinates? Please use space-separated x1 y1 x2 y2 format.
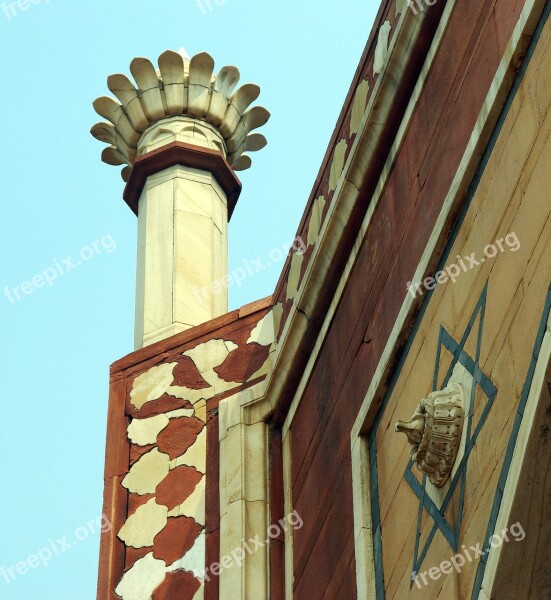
91 50 270 181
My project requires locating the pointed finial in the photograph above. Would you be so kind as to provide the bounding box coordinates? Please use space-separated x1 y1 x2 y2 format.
177 46 190 60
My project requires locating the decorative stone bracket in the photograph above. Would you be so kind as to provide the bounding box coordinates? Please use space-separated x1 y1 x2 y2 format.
395 383 464 487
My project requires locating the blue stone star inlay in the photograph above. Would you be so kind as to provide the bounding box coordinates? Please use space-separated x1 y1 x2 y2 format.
404 284 498 582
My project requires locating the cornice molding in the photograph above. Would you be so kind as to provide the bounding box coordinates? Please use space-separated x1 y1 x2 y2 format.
123 141 242 218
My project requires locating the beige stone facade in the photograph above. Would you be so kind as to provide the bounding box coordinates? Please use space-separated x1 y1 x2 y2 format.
93 1 551 598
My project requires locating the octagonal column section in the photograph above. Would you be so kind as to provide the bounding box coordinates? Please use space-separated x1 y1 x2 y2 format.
126 119 240 348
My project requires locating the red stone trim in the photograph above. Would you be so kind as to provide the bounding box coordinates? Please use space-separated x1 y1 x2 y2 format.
269 427 285 600
97 378 129 600
205 414 220 600
111 295 273 375
123 142 242 220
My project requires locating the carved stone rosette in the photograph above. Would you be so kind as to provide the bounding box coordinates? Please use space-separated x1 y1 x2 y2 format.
395 383 465 487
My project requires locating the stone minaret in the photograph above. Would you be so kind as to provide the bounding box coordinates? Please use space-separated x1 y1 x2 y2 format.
91 49 270 600
91 48 269 349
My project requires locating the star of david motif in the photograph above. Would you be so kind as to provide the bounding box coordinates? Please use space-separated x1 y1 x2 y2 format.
404 284 497 582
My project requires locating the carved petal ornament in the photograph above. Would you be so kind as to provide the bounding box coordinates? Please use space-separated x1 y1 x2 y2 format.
395 383 464 487
91 49 270 180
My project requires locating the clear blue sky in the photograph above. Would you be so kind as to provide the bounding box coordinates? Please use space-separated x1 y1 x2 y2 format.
0 1 377 597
